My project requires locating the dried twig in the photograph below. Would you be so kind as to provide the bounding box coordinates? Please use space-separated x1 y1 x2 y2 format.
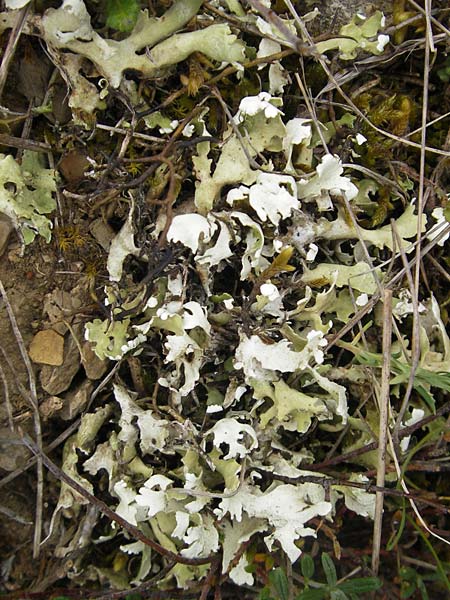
210 86 262 171
372 289 393 575
0 279 43 558
251 467 449 511
0 361 120 490
0 133 52 153
398 0 433 429
0 360 13 430
0 3 30 101
406 0 450 37
21 433 215 566
426 254 450 284
325 224 450 352
294 72 329 152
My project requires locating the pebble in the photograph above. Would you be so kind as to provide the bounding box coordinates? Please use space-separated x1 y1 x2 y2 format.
29 329 64 366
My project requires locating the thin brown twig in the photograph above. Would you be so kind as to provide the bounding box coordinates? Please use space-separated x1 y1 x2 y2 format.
251 467 449 512
406 0 450 37
0 361 120 490
137 48 294 119
394 0 433 436
0 279 43 558
391 219 424 434
0 3 30 101
426 253 450 283
144 154 177 247
0 360 13 430
199 555 221 600
282 1 450 158
294 72 329 152
0 344 36 406
89 561 178 599
306 399 450 473
20 433 215 567
0 133 52 153
325 223 450 352
246 0 314 54
210 86 262 171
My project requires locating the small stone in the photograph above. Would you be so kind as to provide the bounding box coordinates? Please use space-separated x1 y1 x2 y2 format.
89 218 115 251
82 341 108 380
39 396 64 420
59 380 93 420
29 329 64 366
40 329 82 394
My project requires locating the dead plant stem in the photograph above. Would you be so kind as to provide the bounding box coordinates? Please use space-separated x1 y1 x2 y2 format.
20 433 215 567
0 362 120 490
372 289 393 575
0 3 30 101
395 0 433 432
0 361 13 430
0 279 43 558
325 223 450 352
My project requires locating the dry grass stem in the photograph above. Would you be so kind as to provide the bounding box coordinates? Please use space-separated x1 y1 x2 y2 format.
0 361 120 491
371 289 393 575
0 360 13 431
0 3 30 101
294 72 329 152
0 279 43 558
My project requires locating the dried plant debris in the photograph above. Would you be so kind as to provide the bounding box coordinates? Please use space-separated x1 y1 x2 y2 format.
0 0 450 598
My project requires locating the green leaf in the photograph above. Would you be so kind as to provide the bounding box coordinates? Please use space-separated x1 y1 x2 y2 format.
338 577 382 593
416 576 430 600
444 205 450 222
386 498 407 551
321 553 337 587
295 589 327 600
269 568 290 600
301 554 315 580
330 591 349 600
106 0 140 32
259 586 275 600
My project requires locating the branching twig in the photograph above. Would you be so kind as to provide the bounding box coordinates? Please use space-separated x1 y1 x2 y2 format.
20 433 215 567
0 362 120 490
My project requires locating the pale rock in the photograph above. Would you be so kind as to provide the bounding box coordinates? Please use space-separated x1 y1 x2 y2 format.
82 340 108 380
29 329 64 366
40 328 82 394
59 380 94 420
